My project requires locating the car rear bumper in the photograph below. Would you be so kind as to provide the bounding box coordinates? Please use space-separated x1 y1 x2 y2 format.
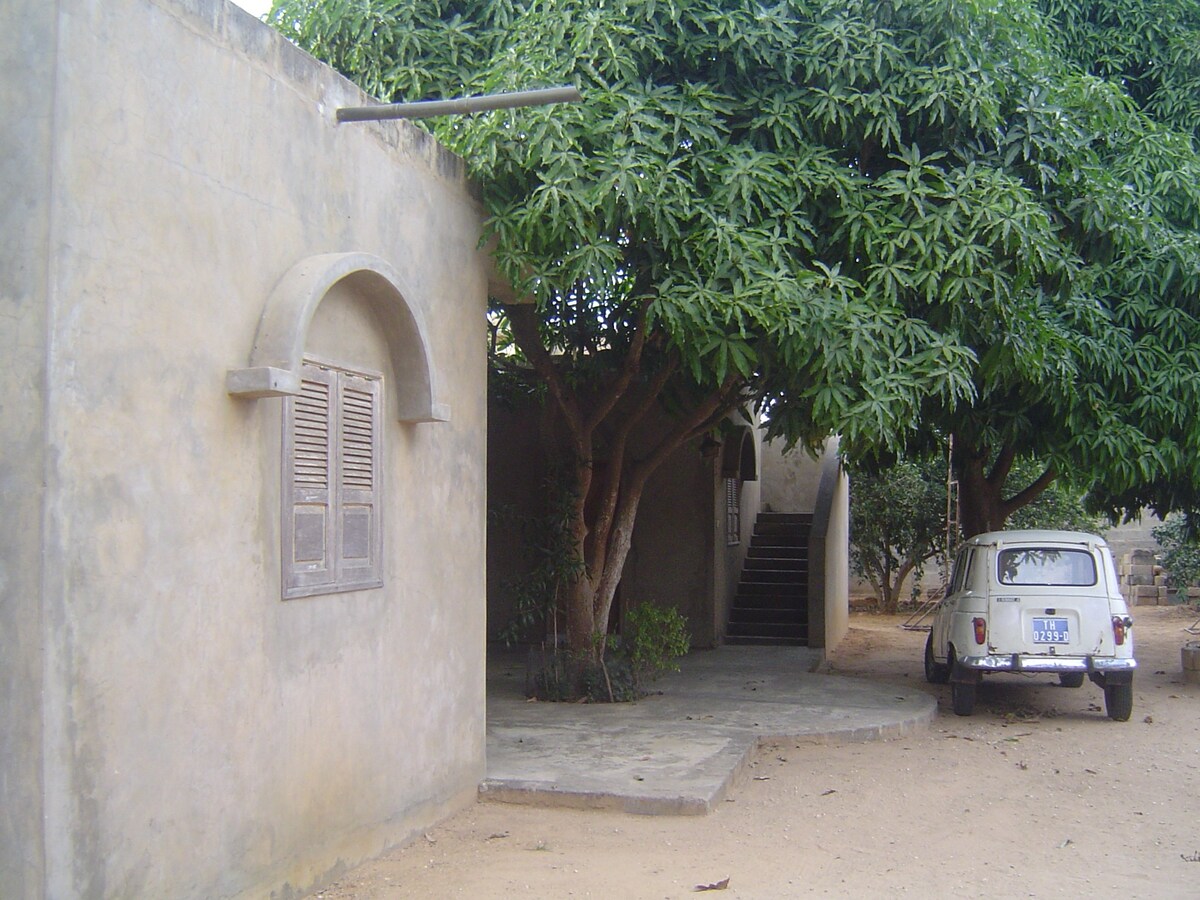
958 654 1137 674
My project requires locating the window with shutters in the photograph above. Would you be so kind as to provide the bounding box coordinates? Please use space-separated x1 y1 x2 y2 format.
725 477 741 547
282 358 383 599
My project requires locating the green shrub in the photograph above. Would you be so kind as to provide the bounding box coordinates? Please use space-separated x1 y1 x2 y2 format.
524 601 690 702
621 602 691 689
1152 516 1200 592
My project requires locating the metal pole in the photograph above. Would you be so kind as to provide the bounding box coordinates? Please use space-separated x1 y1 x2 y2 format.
337 86 582 122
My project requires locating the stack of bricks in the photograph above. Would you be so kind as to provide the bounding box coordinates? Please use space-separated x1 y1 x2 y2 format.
1118 549 1200 605
1120 548 1169 606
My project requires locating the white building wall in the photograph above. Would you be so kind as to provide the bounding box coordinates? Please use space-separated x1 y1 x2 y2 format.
1 2 487 897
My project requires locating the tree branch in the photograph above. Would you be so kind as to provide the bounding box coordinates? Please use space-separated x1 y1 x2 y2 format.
1002 463 1058 519
586 353 681 580
630 373 745 493
504 302 585 446
583 295 653 433
987 443 1017 487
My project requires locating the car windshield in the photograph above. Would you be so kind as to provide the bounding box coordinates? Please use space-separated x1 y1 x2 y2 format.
997 547 1097 586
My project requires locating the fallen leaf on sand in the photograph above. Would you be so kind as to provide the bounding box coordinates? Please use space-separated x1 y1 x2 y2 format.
695 877 730 891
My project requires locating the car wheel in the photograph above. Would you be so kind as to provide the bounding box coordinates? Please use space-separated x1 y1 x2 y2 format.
924 633 950 684
1058 672 1085 688
1104 682 1133 721
951 678 976 716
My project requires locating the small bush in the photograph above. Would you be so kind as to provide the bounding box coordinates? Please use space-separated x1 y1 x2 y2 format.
523 602 690 702
621 601 691 689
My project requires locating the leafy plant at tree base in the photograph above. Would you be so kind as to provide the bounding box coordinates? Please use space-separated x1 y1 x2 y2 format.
526 602 688 702
270 0 1200 661
620 601 691 689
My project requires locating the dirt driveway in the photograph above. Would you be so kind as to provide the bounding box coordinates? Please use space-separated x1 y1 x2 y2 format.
315 606 1200 899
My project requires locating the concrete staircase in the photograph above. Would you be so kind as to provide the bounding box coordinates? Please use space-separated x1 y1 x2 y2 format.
726 512 810 646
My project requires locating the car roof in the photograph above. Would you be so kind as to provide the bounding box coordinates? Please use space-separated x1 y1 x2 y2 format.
964 529 1108 548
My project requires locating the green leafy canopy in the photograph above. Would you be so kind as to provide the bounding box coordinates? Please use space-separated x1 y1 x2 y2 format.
270 0 1200 519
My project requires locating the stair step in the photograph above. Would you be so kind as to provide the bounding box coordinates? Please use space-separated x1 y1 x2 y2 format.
733 596 809 613
739 569 810 584
750 533 807 547
743 556 807 571
757 512 813 525
729 585 806 600
729 607 806 625
747 545 807 559
727 621 807 639
724 634 809 646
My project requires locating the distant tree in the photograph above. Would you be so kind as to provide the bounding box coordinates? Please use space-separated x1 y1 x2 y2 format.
852 452 1099 611
849 458 949 614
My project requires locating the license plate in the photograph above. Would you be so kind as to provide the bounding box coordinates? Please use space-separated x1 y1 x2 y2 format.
1032 617 1070 643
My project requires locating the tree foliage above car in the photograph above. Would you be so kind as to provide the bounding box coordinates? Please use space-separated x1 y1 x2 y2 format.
269 0 1200 523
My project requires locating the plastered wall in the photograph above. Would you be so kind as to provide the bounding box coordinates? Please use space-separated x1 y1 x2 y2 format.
0 1 487 897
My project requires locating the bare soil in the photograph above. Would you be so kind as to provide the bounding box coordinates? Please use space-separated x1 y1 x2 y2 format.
314 606 1200 899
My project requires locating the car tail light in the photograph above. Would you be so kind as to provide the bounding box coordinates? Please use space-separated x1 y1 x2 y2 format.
972 617 987 645
1113 616 1129 646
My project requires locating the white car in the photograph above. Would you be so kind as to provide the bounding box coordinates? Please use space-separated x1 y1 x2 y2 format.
924 530 1136 720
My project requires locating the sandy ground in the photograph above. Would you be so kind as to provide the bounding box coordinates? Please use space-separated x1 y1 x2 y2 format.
313 606 1200 899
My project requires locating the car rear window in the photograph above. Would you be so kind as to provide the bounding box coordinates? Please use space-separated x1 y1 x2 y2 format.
997 547 1097 586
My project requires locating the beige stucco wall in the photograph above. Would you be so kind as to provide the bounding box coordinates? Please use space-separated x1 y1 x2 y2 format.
759 436 825 513
0 1 487 897
623 438 718 646
0 0 55 892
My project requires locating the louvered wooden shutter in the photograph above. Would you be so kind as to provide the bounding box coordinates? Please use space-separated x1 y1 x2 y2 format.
335 371 382 590
725 477 741 546
282 361 383 599
283 366 336 597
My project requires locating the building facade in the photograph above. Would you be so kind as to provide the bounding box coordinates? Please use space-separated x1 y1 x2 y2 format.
1 1 488 896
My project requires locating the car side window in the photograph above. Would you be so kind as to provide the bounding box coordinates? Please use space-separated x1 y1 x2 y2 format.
949 548 973 594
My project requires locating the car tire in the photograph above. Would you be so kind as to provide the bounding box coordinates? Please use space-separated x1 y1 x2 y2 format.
951 678 976 716
1104 682 1133 721
1058 672 1085 688
924 633 950 684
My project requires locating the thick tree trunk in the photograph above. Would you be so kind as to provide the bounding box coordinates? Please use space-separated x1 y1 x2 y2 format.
503 298 747 681
955 439 1057 538
882 558 917 614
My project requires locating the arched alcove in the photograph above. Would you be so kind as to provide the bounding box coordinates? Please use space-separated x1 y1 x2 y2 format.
720 425 758 481
227 252 449 422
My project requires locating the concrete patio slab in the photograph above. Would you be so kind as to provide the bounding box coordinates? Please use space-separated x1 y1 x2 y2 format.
479 645 936 815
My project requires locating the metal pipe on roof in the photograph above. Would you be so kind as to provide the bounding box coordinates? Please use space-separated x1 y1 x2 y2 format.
337 86 582 122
